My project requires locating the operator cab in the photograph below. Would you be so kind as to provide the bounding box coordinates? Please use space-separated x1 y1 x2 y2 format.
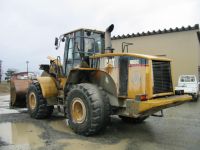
61 29 105 75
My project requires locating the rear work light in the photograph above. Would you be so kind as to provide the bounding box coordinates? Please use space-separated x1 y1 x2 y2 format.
136 94 148 101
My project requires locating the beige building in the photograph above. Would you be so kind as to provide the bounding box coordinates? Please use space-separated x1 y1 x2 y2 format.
112 24 200 86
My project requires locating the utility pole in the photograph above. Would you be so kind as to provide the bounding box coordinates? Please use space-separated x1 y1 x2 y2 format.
26 61 29 74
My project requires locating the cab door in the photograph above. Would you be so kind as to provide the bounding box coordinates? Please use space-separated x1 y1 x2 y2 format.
63 32 82 76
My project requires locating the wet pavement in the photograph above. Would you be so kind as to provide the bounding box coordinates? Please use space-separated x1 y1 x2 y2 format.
0 94 200 150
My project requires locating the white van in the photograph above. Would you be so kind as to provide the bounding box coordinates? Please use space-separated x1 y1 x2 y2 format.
175 75 199 101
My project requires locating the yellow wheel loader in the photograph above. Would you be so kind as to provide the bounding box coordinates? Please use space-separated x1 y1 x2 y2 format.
26 24 192 135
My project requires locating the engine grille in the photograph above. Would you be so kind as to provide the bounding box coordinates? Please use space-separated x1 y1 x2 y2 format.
152 60 173 94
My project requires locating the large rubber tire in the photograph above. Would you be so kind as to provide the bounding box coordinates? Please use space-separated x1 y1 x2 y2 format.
119 115 149 124
66 83 110 136
26 82 54 119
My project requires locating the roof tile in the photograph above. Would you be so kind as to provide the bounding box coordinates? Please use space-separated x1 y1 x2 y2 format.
112 24 199 40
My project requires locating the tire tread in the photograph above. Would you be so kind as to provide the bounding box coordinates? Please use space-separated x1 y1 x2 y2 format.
66 83 110 135
27 82 54 119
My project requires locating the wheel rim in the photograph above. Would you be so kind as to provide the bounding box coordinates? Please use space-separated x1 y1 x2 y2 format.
71 98 86 123
29 92 37 110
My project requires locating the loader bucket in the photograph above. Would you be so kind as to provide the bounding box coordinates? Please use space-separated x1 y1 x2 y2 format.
10 72 33 108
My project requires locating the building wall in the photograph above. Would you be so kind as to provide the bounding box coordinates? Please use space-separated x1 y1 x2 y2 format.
112 30 200 86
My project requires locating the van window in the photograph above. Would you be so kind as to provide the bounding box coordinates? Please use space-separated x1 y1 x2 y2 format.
180 76 195 82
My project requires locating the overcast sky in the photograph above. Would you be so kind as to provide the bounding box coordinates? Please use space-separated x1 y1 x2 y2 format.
0 0 200 77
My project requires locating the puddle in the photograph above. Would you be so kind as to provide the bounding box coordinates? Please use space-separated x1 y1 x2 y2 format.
49 120 73 134
0 122 45 149
58 139 128 150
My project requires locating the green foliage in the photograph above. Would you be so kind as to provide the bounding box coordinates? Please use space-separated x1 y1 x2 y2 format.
5 69 17 81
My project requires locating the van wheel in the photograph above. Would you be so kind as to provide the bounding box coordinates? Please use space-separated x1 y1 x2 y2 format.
66 83 110 136
192 94 199 102
27 82 54 119
119 116 149 123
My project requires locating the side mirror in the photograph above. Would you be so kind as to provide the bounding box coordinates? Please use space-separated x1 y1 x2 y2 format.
55 37 59 46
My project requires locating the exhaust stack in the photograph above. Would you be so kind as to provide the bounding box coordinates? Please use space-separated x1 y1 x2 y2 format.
105 24 114 53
